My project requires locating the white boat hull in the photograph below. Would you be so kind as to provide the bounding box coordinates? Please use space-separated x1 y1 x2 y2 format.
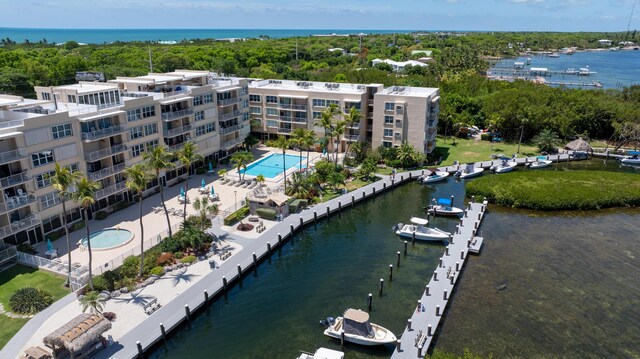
528 160 552 169
324 317 397 346
418 171 449 183
491 162 517 173
456 167 484 179
427 205 464 216
621 158 640 165
395 224 450 241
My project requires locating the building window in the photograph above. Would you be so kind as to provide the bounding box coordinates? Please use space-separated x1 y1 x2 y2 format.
266 96 277 104
203 93 213 103
36 170 55 188
130 126 143 139
384 115 393 124
242 112 250 121
193 96 203 106
144 123 158 136
241 86 249 95
250 107 261 115
242 99 249 108
312 99 325 107
142 105 155 118
382 141 392 148
67 95 76 103
266 108 278 116
127 108 142 122
31 150 55 167
146 139 159 151
42 214 62 234
249 94 261 102
42 92 51 101
385 102 395 111
194 111 205 121
131 144 145 157
266 120 278 128
312 111 322 119
328 100 339 106
39 192 60 210
51 124 72 139
396 120 402 127
383 129 393 137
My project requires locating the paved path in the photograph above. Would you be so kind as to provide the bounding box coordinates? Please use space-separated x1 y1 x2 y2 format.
391 200 488 359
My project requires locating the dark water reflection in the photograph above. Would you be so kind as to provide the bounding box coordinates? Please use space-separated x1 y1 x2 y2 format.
151 160 639 358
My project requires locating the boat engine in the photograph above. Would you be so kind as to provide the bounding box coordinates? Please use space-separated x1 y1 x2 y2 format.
454 170 462 178
319 317 336 327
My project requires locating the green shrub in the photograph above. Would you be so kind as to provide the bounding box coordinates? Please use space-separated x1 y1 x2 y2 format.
114 201 130 211
223 206 250 226
159 236 183 253
92 275 113 292
115 277 136 291
181 255 197 264
71 221 85 232
480 133 493 141
16 243 37 254
156 252 175 266
255 207 277 220
94 211 109 220
118 256 140 278
47 231 61 241
150 266 165 276
143 250 161 274
174 251 184 259
9 287 53 314
196 167 206 175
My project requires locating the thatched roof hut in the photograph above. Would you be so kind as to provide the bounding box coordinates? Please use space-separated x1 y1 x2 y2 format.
564 137 592 152
43 314 111 357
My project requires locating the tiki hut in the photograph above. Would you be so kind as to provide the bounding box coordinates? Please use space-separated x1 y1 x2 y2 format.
564 137 592 152
43 314 111 359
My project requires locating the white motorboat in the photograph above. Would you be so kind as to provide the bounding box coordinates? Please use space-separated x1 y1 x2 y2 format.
528 156 553 169
454 163 484 179
490 159 517 173
296 348 344 359
324 309 397 346
620 151 640 165
426 198 464 216
418 171 449 184
393 217 451 241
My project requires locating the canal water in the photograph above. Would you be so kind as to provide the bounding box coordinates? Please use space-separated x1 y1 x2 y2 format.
151 159 640 359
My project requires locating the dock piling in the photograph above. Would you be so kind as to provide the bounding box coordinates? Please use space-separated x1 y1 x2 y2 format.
338 201 342 211
160 323 167 343
444 290 448 300
412 231 416 244
461 250 465 260
352 195 355 205
436 305 441 316
314 211 317 222
136 341 144 358
326 206 330 217
425 285 430 296
433 271 438 281
341 330 345 346
299 217 303 226
185 304 191 323
418 345 423 357
237 264 242 280
222 276 228 299
397 251 401 267
368 293 373 311
450 276 455 285
379 278 384 296
439 257 443 268
396 339 402 352
404 241 408 255
445 246 450 256
408 319 412 331
456 262 460 271
389 264 394 280
252 252 257 268
204 290 209 309
278 233 282 246
290 224 294 237
267 241 271 253
428 324 433 336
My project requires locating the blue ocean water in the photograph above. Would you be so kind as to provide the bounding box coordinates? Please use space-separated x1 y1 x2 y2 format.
492 50 640 89
0 28 410 44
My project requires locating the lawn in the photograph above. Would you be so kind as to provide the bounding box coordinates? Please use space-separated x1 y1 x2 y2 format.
0 265 68 349
465 171 640 211
433 136 540 166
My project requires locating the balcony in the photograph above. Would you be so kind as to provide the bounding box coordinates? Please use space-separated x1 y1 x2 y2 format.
163 124 193 138
279 116 307 123
0 194 36 214
0 149 27 165
95 181 127 200
277 128 292 134
428 118 438 128
347 122 360 129
96 102 124 110
278 103 307 111
84 144 128 162
0 213 41 237
167 142 186 152
220 110 241 121
219 124 242 134
0 172 30 189
343 135 360 142
219 97 241 107
87 162 127 181
221 137 244 149
161 108 194 121
81 125 127 142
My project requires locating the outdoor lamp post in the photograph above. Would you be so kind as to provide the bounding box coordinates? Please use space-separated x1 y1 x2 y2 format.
234 190 237 211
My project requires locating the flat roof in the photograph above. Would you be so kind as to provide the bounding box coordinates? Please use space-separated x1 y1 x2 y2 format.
54 83 119 94
250 79 366 95
379 86 438 98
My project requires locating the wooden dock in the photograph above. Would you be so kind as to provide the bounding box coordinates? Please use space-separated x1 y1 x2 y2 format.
390 200 488 359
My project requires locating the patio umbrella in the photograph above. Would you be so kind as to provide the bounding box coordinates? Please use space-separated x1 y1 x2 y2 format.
201 178 206 188
46 238 53 251
211 186 215 195
180 187 185 197
208 161 213 172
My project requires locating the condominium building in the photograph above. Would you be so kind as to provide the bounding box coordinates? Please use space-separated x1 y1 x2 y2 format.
0 71 437 247
249 80 439 153
0 70 249 247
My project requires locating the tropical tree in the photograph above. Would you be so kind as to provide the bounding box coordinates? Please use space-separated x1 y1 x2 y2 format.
517 110 530 154
80 291 106 314
302 129 316 175
273 135 290 190
192 197 219 231
397 142 416 168
218 169 227 180
326 171 346 191
230 151 254 182
255 174 266 187
125 164 153 277
532 129 561 153
290 128 307 173
143 145 175 238
331 120 347 167
175 142 204 223
357 159 377 180
48 163 81 289
343 106 362 158
315 103 340 160
285 172 315 199
71 177 100 290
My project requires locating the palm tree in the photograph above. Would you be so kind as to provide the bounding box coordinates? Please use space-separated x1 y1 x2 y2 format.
332 120 346 167
125 164 153 278
397 141 416 168
285 172 313 199
218 169 227 181
143 145 175 238
176 142 203 223
315 104 340 161
533 129 561 153
302 129 316 175
48 163 81 289
343 106 362 159
273 135 290 190
255 174 266 187
290 128 307 173
71 176 100 290
80 291 106 314
230 151 254 182
192 197 219 231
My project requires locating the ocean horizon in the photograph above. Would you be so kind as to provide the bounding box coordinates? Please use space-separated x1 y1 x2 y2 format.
0 27 424 44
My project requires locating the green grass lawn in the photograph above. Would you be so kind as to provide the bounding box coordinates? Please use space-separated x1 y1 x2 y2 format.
0 265 68 349
433 136 540 166
466 171 640 211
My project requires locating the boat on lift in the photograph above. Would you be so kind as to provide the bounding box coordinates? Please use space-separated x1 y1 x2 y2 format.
454 163 484 179
527 156 553 169
324 308 397 346
490 159 517 173
426 198 464 216
393 217 451 241
418 170 449 184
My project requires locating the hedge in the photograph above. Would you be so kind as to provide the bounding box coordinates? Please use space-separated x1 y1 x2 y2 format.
256 207 277 220
224 206 250 225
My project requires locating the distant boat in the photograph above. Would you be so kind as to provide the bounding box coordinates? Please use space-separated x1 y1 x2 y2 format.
549 53 560 58
578 66 597 76
394 217 451 241
565 67 578 75
620 151 640 165
527 156 553 169
296 348 344 359
455 163 484 179
490 159 517 173
418 170 449 184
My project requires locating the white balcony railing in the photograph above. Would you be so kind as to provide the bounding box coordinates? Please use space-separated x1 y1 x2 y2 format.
161 108 194 121
163 124 193 138
0 194 36 214
81 125 127 142
219 125 242 134
221 137 244 149
95 182 127 200
84 144 127 162
220 110 241 121
0 213 41 237
279 116 307 123
278 103 307 111
219 97 241 106
0 172 30 188
0 149 27 165
87 163 127 181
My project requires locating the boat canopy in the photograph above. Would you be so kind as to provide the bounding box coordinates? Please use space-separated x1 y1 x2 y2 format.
437 198 452 206
628 151 640 155
537 156 548 160
465 163 475 171
343 309 374 338
409 217 429 225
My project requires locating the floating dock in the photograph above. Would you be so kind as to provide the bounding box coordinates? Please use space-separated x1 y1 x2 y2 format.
390 199 488 359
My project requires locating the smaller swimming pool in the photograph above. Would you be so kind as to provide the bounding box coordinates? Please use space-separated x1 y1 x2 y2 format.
81 228 134 251
242 153 304 178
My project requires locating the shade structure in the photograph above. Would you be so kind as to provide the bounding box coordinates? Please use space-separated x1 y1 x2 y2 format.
208 161 213 171
46 239 53 251
564 137 592 152
180 187 185 197
201 178 206 188
211 186 215 195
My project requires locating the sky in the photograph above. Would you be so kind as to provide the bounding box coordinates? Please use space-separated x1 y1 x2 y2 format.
0 0 638 32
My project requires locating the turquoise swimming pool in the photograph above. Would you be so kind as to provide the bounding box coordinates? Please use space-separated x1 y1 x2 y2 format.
81 228 134 251
242 153 303 178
